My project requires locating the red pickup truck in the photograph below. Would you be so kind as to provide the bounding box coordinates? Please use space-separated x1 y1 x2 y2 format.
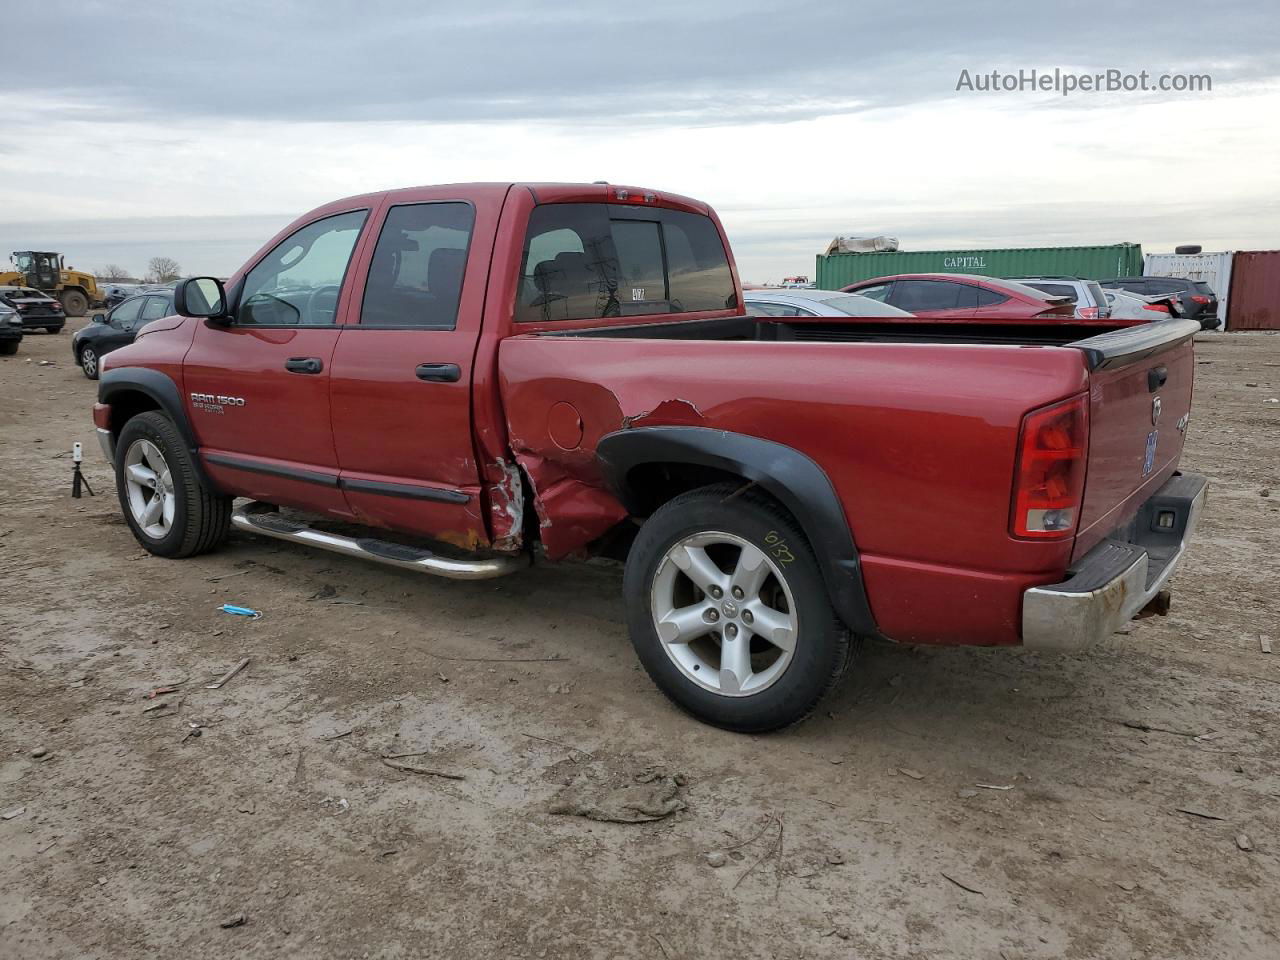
94 182 1208 732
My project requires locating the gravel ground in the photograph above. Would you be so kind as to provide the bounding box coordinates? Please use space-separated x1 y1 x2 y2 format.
1 323 1278 959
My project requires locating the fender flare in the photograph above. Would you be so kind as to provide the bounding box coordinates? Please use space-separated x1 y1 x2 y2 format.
596 426 878 638
98 366 217 490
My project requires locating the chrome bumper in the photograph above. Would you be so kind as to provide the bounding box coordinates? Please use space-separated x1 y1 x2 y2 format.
96 427 116 467
1022 472 1208 652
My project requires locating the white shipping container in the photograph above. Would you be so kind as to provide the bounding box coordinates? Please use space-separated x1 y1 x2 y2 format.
1144 251 1233 327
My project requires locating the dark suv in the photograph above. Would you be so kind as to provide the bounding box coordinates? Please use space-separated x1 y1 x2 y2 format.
1101 277 1219 329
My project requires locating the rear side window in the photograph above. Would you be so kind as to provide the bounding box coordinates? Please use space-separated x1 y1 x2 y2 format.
516 203 736 323
360 202 475 329
890 280 965 311
975 287 1007 306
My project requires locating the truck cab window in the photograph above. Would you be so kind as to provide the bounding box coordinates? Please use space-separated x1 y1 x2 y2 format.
238 210 368 326
360 202 475 329
516 203 736 322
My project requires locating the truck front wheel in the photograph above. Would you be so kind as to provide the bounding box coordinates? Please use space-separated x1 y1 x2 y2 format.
60 289 89 317
115 411 231 558
623 483 852 732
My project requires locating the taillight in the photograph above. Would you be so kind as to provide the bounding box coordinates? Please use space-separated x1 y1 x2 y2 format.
1143 303 1171 314
1079 306 1100 319
1011 394 1089 539
1190 295 1210 304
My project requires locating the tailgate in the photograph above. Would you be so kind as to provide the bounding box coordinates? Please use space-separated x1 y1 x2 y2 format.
1071 319 1199 558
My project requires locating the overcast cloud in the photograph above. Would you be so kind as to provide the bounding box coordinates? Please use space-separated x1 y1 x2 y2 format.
2 0 1277 281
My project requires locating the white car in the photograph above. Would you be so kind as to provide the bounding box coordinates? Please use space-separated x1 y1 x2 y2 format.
744 289 914 318
1013 277 1112 320
1103 288 1178 321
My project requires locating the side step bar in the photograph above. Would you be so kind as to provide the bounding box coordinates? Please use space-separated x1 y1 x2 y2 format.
230 503 524 581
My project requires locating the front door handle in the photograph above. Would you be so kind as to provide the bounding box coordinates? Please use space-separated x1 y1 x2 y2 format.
285 357 324 375
415 362 461 383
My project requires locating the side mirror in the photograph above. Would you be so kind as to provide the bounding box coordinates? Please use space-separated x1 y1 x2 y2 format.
174 276 230 321
91 312 106 324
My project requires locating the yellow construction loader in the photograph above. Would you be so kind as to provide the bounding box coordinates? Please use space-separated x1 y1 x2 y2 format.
1 251 100 316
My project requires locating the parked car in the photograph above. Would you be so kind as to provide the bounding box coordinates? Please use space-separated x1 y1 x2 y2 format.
0 302 23 355
744 289 914 318
0 286 66 333
93 181 1207 732
1012 277 1112 320
840 274 1078 321
72 291 175 379
1103 288 1179 321
1101 277 1219 329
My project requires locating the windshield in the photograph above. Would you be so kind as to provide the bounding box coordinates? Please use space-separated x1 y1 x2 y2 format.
1193 281 1215 295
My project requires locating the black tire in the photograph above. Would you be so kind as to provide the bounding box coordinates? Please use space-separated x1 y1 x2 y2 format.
78 344 100 380
60 290 89 317
115 411 231 558
623 483 852 733
0 340 17 356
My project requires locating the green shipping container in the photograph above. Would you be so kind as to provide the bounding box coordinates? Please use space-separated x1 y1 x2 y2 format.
815 243 1144 289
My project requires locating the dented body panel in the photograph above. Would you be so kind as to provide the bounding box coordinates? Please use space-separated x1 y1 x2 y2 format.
499 334 1104 645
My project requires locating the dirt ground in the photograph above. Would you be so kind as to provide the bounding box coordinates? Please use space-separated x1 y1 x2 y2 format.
1 323 1277 960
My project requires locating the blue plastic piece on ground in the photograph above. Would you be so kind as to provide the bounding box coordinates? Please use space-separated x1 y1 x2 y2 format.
218 604 262 619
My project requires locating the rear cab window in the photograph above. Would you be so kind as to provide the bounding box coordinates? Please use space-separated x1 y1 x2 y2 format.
515 203 736 323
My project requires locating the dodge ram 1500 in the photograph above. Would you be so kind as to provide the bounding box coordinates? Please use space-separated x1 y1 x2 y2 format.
93 182 1207 731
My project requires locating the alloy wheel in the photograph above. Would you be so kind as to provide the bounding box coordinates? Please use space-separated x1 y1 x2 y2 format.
650 531 798 697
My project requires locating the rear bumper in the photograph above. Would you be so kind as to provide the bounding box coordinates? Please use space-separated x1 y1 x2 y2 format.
97 427 116 465
1022 472 1208 652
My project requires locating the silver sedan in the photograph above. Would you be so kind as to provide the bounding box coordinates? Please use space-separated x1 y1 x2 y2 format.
744 289 914 318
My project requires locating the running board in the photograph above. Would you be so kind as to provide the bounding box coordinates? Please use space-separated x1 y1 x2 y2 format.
230 503 523 580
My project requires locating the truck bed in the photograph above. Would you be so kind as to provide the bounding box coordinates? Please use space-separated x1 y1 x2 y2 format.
501 317 1200 646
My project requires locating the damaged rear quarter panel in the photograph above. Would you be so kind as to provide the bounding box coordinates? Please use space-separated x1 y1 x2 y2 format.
496 334 1090 646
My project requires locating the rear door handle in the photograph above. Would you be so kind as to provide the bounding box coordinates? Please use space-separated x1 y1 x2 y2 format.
1148 365 1168 391
415 363 460 383
285 357 324 375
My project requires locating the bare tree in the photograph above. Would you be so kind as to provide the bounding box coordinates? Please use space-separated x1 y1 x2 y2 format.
146 256 182 283
96 264 133 281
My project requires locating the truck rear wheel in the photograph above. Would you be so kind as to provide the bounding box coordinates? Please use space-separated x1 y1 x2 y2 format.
115 411 231 558
60 289 89 317
623 483 851 732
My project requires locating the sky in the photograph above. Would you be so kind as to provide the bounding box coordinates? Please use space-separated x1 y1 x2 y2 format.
1 0 1277 283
